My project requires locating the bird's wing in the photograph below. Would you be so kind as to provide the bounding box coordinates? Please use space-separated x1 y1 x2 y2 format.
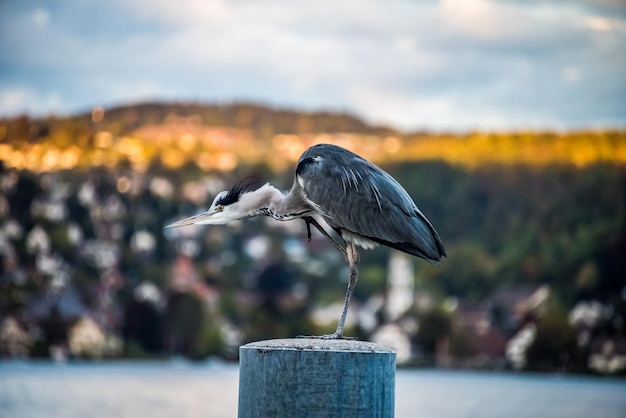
296 144 445 262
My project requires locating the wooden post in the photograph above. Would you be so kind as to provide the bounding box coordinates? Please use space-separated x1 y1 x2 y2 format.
238 338 396 418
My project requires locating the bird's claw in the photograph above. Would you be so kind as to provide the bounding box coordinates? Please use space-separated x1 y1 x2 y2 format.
296 333 357 340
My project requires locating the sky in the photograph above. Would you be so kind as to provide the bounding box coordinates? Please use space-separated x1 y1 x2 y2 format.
1 0 625 131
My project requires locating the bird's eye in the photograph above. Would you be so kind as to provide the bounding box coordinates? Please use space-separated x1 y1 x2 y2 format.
217 205 225 212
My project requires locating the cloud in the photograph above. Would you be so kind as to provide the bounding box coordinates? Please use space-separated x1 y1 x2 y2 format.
30 8 50 28
0 88 62 116
0 0 624 130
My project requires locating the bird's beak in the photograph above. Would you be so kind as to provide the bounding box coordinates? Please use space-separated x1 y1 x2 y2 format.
165 209 219 228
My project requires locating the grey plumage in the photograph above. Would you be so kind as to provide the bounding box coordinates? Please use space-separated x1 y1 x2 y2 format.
166 143 445 338
295 144 446 263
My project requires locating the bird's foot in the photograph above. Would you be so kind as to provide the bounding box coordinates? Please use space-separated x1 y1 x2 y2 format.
296 333 357 340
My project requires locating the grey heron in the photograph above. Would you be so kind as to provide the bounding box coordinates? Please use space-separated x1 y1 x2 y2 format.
166 143 446 338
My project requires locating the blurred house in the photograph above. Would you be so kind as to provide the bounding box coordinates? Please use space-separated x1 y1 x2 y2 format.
488 285 550 333
26 285 87 322
25 285 87 359
172 254 223 312
569 300 612 347
491 285 551 369
588 338 626 374
453 301 507 368
68 316 107 359
446 285 550 369
386 252 414 321
506 324 537 370
570 301 626 375
0 316 31 358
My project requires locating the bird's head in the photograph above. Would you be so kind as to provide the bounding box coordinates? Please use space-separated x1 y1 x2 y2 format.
165 181 258 228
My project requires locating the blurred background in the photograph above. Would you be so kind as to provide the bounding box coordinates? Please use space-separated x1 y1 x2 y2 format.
1 0 625 379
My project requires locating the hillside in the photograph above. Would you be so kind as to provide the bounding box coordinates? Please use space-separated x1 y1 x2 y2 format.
1 102 625 172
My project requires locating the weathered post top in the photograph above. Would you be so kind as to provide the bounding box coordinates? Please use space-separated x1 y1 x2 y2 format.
238 338 396 418
243 337 395 353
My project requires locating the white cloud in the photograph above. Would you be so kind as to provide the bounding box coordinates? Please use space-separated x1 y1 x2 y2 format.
30 7 50 28
347 85 525 131
0 0 624 130
0 88 62 116
563 66 582 83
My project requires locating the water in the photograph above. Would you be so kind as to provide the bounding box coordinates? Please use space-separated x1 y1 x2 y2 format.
395 370 626 418
1 361 624 418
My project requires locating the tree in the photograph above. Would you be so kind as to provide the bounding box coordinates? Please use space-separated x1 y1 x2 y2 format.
122 300 164 355
414 308 452 355
526 299 578 371
166 292 205 356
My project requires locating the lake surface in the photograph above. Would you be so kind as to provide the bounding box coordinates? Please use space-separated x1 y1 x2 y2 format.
1 361 624 418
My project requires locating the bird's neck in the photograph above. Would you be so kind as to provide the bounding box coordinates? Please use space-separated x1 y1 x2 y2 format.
238 183 288 218
242 182 312 221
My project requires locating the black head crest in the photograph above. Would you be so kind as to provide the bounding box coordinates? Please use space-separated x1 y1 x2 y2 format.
216 177 262 206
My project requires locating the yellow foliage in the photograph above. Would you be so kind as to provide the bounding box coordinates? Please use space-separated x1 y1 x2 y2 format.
1 127 625 172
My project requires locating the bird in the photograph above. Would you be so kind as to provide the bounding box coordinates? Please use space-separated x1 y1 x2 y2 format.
166 143 446 339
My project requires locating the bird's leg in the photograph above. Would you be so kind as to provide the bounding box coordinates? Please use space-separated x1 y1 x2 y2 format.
305 217 313 242
303 216 349 262
296 242 359 340
331 242 359 339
